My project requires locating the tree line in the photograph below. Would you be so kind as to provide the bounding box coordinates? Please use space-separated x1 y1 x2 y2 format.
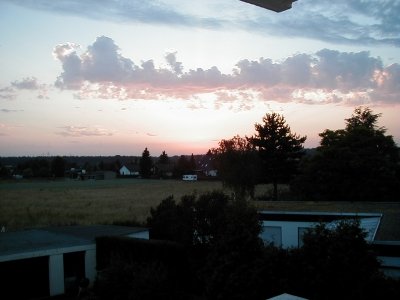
211 106 400 202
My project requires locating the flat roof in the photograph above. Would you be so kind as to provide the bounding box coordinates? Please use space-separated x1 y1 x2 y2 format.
0 225 148 262
259 210 382 222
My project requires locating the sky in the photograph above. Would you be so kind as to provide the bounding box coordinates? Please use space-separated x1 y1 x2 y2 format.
0 0 399 156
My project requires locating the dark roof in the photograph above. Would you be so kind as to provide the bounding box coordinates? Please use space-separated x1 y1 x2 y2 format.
240 0 297 12
0 225 147 258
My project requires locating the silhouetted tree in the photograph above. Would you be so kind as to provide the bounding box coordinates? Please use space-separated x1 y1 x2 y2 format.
140 147 152 178
158 151 169 164
293 107 400 201
174 155 191 178
211 135 259 199
288 221 385 300
189 153 196 171
51 156 66 178
147 191 264 299
249 113 306 200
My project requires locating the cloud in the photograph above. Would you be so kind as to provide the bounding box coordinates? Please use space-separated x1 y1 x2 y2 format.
146 133 158 137
11 77 40 90
6 0 400 47
1 109 24 113
53 36 400 107
0 87 16 100
5 77 49 99
240 0 400 47
7 0 219 29
55 126 114 137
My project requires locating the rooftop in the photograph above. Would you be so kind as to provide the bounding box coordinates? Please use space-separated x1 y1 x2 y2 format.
0 225 147 261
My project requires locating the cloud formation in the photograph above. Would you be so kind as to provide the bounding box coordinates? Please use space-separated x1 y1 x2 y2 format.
53 36 400 108
11 77 41 90
6 0 400 47
56 126 114 137
1 77 49 100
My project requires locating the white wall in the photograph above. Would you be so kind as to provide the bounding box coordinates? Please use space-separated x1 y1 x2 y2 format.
261 221 316 248
49 254 64 296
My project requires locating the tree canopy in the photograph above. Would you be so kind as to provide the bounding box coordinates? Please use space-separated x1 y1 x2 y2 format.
139 147 153 178
293 107 400 201
249 112 307 200
211 135 259 199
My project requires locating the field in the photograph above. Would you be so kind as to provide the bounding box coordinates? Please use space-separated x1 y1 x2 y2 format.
0 179 229 230
1 179 399 240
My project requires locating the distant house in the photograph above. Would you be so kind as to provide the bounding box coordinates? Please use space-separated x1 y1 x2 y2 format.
0 225 149 298
196 155 218 178
119 165 139 177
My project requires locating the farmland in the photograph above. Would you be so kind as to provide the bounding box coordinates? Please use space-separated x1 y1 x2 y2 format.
0 179 228 230
1 179 399 240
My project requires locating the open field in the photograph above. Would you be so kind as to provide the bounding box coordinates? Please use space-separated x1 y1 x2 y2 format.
1 179 399 240
0 179 228 231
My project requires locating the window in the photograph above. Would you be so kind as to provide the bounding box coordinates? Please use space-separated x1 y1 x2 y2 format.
260 226 282 247
298 227 309 247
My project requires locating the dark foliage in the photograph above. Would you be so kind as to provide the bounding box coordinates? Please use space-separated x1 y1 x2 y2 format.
94 192 400 300
95 236 194 299
139 147 152 178
285 221 398 300
292 107 400 201
211 135 260 199
51 156 66 177
249 112 306 200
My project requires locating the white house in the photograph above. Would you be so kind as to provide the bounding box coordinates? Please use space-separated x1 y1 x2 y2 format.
258 210 400 279
119 165 139 176
259 211 382 248
0 225 149 299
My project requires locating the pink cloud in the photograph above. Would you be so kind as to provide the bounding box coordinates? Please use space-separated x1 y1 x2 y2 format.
55 126 114 137
52 36 400 108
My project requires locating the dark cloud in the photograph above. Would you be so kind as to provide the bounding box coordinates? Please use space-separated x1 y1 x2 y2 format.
5 0 399 47
1 109 24 113
243 0 400 47
53 36 400 107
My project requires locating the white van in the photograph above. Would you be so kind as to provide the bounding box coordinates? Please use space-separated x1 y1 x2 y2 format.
182 174 197 181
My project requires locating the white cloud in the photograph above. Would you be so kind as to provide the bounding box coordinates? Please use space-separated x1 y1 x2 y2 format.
0 87 16 100
55 126 114 137
11 77 40 90
52 36 400 107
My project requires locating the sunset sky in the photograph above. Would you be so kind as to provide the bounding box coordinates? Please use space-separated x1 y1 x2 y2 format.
1 0 399 156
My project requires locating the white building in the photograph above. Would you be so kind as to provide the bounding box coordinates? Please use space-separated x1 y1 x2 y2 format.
259 210 400 279
259 211 382 248
0 225 148 299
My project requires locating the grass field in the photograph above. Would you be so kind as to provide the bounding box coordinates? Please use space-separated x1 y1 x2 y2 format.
0 179 230 230
1 178 399 240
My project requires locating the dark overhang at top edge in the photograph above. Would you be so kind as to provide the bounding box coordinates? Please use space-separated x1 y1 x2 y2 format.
240 0 297 12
